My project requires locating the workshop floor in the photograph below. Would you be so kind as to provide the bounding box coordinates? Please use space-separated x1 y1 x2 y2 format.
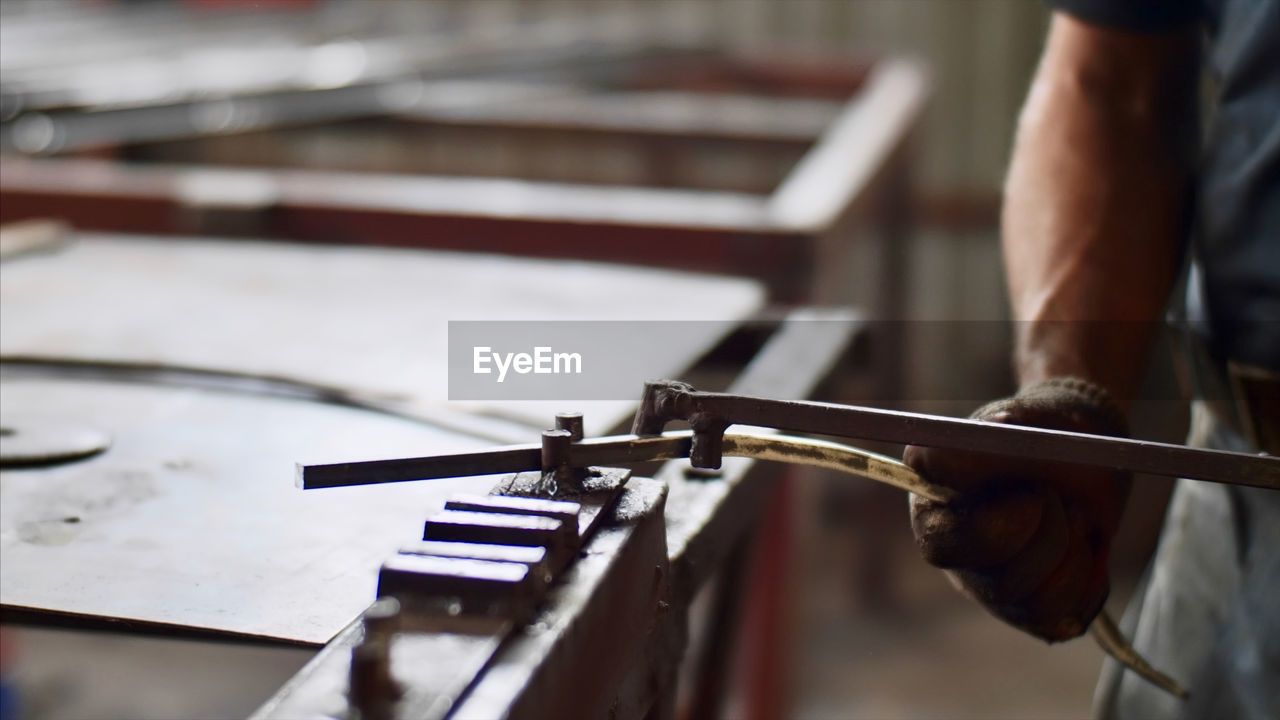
787 478 1137 720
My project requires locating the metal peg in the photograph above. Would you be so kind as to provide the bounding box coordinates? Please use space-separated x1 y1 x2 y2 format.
540 429 575 494
555 412 584 441
349 597 402 720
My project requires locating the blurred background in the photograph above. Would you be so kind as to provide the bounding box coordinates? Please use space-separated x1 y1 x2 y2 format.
0 1 1186 718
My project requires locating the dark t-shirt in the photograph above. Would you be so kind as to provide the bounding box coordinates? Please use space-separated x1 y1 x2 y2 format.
1044 0 1280 370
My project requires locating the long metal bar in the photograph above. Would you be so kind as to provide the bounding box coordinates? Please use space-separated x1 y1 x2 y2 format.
299 434 691 489
635 385 1279 490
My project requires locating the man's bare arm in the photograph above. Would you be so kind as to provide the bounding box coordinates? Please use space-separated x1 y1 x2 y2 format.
905 14 1201 642
1004 12 1199 408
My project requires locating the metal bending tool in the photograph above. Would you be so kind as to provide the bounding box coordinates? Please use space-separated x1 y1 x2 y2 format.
299 381 1278 702
299 429 1186 697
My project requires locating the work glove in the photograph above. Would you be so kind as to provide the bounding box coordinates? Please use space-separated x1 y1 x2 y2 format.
903 377 1131 642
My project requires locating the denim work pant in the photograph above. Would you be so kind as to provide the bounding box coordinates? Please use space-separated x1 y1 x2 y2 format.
1095 402 1280 719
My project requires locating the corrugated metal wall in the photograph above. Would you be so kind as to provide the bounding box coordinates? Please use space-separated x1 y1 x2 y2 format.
697 0 1048 197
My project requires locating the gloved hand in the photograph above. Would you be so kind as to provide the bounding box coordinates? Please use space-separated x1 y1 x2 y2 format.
903 377 1132 642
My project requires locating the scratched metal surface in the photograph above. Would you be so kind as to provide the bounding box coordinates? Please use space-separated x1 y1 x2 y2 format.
0 233 761 644
0 233 763 435
0 377 503 644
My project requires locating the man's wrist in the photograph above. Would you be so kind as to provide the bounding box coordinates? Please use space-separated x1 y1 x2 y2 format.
1013 322 1150 412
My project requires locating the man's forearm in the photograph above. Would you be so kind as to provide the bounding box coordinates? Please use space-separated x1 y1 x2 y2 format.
1003 14 1198 409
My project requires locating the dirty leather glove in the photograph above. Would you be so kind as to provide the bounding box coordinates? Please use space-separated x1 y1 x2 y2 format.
903 377 1131 642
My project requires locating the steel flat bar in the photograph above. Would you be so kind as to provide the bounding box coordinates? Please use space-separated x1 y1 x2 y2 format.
678 391 1279 490
298 435 698 489
299 444 543 489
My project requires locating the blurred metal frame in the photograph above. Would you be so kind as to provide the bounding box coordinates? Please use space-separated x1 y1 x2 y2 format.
0 54 928 309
